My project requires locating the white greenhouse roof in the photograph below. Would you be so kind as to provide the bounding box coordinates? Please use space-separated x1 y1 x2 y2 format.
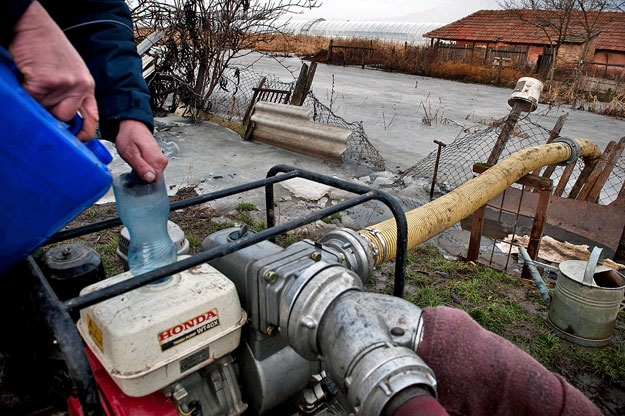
275 19 444 44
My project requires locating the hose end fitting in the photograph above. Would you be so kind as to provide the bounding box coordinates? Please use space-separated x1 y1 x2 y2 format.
553 137 581 166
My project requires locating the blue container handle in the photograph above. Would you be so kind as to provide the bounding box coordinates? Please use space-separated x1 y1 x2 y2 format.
68 113 83 136
67 114 113 165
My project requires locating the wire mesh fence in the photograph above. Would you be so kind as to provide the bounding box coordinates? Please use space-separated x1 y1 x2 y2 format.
304 94 385 170
402 113 623 205
205 66 385 170
206 67 294 122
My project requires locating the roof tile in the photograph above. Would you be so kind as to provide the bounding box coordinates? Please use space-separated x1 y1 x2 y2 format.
424 10 625 52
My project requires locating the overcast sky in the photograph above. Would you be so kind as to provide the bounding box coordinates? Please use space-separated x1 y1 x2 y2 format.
294 0 501 24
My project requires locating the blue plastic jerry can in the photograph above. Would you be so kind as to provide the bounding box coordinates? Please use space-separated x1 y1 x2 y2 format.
0 47 113 273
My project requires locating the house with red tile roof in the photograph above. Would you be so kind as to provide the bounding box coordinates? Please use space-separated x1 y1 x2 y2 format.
424 10 625 75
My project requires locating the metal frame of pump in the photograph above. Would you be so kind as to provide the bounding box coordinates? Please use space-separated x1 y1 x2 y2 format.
22 165 411 416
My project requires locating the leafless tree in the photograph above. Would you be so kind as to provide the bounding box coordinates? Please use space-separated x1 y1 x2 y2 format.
575 0 623 63
130 0 318 115
498 0 577 80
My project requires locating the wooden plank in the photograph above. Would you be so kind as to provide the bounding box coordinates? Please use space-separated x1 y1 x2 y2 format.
577 141 617 201
473 163 552 189
585 137 625 202
553 163 576 197
487 101 524 165
242 77 266 127
290 63 309 106
527 189 551 259
487 187 625 253
568 157 599 199
610 180 625 207
531 113 567 177
302 62 317 104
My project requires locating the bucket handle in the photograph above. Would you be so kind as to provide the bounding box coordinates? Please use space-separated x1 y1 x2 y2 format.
583 247 604 286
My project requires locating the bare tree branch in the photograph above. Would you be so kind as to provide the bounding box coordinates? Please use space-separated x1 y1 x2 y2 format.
131 0 319 115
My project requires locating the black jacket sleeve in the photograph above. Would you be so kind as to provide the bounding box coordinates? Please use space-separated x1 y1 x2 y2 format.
5 0 154 141
44 0 154 140
0 0 33 46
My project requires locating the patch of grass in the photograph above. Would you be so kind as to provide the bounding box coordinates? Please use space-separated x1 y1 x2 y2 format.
322 213 342 224
276 232 301 248
236 212 255 226
407 286 450 308
88 232 124 277
249 221 267 233
235 202 257 213
375 242 625 407
469 300 528 334
205 220 234 234
186 234 201 252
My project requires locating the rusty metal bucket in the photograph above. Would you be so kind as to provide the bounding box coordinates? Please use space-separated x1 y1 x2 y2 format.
548 247 625 347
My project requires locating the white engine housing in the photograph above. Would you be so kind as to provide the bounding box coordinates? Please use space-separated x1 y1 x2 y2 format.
76 259 246 397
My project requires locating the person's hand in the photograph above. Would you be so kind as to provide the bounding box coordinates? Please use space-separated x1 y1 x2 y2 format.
115 120 168 183
8 1 98 140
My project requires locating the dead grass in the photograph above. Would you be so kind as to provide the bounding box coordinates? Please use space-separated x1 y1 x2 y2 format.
254 34 328 57
428 61 522 87
256 34 525 88
541 83 625 118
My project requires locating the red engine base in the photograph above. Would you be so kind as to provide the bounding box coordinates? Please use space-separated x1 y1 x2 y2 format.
67 347 178 416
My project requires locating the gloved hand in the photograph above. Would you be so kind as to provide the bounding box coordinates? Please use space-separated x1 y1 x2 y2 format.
8 1 98 141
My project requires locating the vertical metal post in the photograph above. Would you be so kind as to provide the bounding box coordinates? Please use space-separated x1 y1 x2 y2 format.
522 187 552 279
430 140 447 200
466 205 486 261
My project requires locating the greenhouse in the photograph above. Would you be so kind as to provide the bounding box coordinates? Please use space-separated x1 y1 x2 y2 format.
276 19 444 45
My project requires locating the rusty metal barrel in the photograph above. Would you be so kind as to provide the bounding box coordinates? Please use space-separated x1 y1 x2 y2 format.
548 248 625 347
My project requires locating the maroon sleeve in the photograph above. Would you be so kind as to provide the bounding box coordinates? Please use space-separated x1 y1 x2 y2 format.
417 306 602 416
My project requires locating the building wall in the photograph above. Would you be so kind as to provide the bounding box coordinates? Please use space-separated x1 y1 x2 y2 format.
593 50 625 76
454 40 543 66
556 43 585 65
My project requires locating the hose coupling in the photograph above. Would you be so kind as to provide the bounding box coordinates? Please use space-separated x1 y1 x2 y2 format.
553 137 581 166
361 227 387 264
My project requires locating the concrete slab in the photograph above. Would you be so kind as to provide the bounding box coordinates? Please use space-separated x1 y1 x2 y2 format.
279 178 332 201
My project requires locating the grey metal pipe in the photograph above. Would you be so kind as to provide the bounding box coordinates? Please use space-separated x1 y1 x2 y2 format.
312 291 437 416
519 246 551 303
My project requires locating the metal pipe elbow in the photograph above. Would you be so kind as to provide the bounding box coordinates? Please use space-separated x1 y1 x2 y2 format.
315 291 437 416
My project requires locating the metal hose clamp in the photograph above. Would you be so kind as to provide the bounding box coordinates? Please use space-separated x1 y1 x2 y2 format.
553 137 581 166
363 228 387 262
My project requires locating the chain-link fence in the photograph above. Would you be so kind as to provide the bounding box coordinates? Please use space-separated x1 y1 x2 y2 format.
205 65 385 170
206 67 294 121
402 113 623 205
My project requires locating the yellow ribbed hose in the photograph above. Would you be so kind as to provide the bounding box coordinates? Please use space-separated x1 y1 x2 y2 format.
360 139 601 266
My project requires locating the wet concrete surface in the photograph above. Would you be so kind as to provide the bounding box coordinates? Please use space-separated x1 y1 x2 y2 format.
232 52 625 171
